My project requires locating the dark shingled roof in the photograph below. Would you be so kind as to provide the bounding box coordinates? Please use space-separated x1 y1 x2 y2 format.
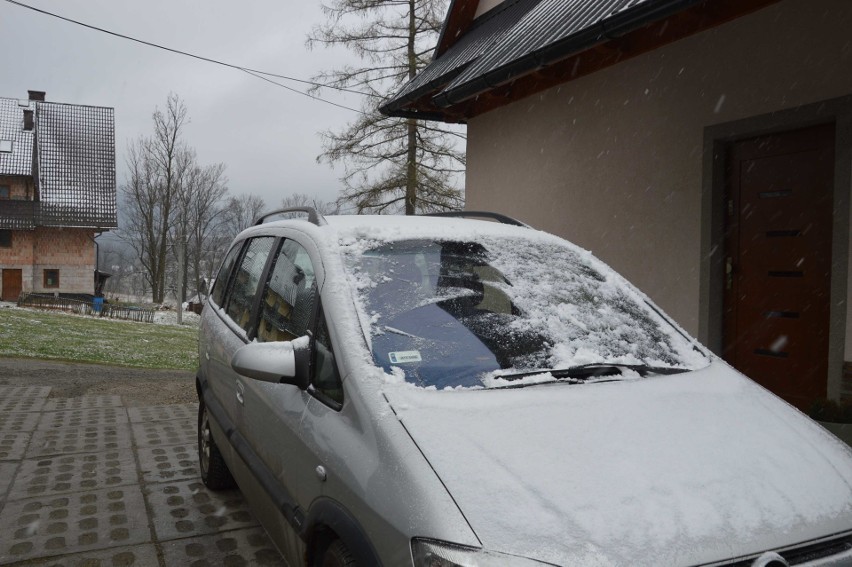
382 0 701 117
0 97 117 229
384 0 544 114
36 102 117 228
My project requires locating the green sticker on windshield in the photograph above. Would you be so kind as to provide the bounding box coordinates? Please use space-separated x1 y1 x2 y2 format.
388 350 422 364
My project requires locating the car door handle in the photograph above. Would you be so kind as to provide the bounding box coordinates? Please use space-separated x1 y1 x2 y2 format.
236 380 245 405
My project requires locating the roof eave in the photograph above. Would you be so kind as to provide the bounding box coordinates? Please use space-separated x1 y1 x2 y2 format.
436 0 706 107
379 65 471 118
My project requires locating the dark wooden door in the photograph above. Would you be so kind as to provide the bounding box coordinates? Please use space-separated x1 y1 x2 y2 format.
723 124 834 409
1 269 22 301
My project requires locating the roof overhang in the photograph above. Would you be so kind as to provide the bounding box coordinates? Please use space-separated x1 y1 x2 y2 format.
382 0 782 123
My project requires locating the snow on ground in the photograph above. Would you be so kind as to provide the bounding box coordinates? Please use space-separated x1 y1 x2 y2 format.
1 301 200 327
153 309 201 327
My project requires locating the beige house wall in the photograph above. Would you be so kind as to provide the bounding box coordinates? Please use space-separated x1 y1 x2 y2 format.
466 0 852 353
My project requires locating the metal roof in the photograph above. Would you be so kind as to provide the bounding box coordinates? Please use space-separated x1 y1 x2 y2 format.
382 0 702 116
0 98 35 177
438 0 699 106
0 96 117 229
382 0 544 113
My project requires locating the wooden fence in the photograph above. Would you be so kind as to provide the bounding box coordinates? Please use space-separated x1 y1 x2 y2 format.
17 293 155 324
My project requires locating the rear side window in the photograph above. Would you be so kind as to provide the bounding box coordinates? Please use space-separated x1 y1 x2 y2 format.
257 240 317 342
226 237 276 333
210 242 243 307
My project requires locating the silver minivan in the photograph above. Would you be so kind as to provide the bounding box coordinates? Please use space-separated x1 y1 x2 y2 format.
197 209 852 566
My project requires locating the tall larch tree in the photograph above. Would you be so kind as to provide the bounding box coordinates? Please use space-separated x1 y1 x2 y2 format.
308 0 465 215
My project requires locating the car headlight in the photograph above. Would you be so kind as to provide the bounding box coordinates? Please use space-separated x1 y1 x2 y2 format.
411 538 552 566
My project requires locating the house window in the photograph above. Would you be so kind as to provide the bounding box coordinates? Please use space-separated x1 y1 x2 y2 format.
0 140 11 153
0 230 11 248
0 186 9 199
44 269 60 288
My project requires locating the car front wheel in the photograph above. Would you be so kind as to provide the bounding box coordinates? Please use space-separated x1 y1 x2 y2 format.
198 400 234 490
319 539 357 567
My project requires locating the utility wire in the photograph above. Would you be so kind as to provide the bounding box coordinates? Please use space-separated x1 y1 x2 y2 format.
3 0 375 114
239 68 366 115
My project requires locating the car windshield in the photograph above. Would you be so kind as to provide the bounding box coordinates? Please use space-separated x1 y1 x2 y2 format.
342 235 708 389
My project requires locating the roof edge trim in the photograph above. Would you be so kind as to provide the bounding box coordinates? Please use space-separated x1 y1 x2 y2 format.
435 0 704 107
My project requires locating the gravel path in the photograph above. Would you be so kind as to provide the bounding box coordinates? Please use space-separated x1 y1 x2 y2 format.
0 357 196 406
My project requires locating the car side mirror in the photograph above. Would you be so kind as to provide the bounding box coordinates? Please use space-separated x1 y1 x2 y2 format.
230 336 311 389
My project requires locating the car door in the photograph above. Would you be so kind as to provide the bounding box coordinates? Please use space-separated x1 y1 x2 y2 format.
239 237 324 539
203 236 277 430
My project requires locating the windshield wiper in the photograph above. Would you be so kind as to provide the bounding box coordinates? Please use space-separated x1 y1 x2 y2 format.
382 326 422 339
496 363 689 383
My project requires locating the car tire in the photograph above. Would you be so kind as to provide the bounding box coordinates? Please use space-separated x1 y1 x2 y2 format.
319 539 357 567
198 400 235 490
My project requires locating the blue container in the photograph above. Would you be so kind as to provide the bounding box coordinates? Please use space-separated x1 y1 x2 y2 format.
93 296 104 314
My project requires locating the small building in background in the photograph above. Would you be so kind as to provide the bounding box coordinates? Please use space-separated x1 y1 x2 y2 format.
0 90 117 301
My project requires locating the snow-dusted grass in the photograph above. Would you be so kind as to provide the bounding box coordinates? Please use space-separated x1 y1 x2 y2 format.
0 306 199 370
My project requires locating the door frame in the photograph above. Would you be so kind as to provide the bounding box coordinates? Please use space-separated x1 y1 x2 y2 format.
699 95 852 400
2 268 23 302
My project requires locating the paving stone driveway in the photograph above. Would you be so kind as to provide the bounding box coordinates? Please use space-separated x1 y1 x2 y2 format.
0 385 286 566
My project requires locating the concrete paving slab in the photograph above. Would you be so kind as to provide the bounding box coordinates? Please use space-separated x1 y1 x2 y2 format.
131 417 196 448
27 424 132 459
0 363 289 566
128 403 197 423
161 527 286 566
0 430 31 462
8 543 160 566
137 443 197 484
0 485 150 565
0 386 51 414
36 407 129 431
43 395 123 411
0 411 41 434
0 385 51 400
0 462 17 501
145 479 257 542
10 450 138 499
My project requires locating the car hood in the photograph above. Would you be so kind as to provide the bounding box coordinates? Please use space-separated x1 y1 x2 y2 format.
384 361 852 566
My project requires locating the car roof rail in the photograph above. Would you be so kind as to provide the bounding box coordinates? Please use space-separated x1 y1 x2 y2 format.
254 207 328 227
422 211 529 227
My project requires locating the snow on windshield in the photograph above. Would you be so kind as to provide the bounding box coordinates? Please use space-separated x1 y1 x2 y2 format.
338 224 708 389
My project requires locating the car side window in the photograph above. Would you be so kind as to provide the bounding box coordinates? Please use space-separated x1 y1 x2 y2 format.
225 237 275 333
312 306 343 408
210 242 243 307
256 240 317 343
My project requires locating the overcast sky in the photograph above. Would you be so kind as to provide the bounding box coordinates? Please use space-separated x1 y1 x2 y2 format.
0 0 376 209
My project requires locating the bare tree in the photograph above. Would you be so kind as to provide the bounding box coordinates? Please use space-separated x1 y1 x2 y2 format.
122 139 172 304
186 164 229 301
122 94 229 305
171 161 229 303
280 192 340 215
221 193 267 240
308 0 465 215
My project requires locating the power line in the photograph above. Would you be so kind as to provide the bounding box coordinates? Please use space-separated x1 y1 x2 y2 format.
3 0 375 114
239 68 366 115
